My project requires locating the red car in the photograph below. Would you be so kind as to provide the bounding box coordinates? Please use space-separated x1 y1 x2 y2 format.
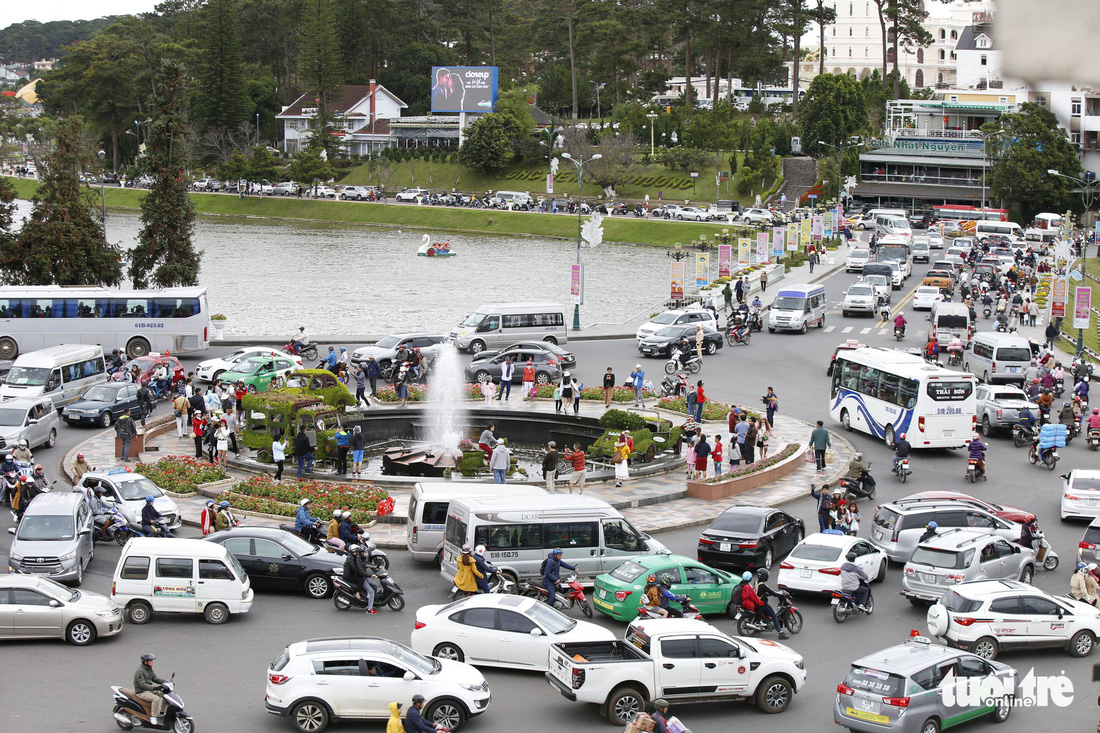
901 490 1035 525
112 355 186 391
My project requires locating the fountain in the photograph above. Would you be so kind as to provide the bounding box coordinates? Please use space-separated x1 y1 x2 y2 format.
380 343 466 477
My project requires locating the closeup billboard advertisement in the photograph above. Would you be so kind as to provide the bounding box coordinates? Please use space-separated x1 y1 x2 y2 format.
431 67 499 113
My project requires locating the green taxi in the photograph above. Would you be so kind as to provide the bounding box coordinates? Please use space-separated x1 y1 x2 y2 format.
592 552 740 622
219 355 299 393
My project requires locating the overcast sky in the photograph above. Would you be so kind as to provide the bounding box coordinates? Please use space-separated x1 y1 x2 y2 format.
1 2 160 34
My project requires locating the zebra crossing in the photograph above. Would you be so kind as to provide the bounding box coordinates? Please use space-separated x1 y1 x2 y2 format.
824 323 892 336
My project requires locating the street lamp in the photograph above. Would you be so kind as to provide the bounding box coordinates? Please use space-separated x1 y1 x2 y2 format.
560 152 602 331
646 111 658 156
96 149 107 240
589 81 606 124
666 242 690 261
1047 168 1099 356
256 112 261 146
980 128 1007 211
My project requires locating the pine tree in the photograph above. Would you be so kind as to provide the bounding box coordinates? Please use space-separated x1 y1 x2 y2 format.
131 61 202 289
299 0 344 159
0 116 123 286
196 0 250 132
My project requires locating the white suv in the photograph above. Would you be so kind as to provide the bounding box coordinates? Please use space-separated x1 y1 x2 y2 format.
395 187 429 202
635 308 718 342
739 208 775 225
926 580 1100 660
265 637 491 732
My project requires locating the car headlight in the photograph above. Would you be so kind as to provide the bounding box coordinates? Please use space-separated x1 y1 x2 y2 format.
9 552 21 563
95 609 118 618
60 550 77 562
794 658 805 670
461 681 489 692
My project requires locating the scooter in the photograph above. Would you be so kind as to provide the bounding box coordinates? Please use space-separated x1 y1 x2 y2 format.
449 570 516 600
839 465 876 500
0 470 17 505
1027 440 1059 471
665 349 701 375
982 304 992 319
1012 422 1038 448
734 591 803 636
831 583 874 623
947 349 963 366
660 373 687 398
965 458 986 483
521 574 592 618
637 597 702 621
135 517 176 538
726 322 751 347
1088 427 1100 451
93 508 136 545
894 325 905 341
331 570 406 611
892 457 911 483
111 674 195 732
1034 531 1060 571
285 341 318 362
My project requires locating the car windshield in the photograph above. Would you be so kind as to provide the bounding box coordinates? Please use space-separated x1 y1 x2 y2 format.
851 250 869 258
917 288 940 296
526 599 577 634
461 312 487 327
0 408 27 427
36 576 80 602
910 547 969 569
16 515 75 541
772 296 805 310
873 507 900 532
388 642 441 676
789 543 841 562
1084 525 1100 544
940 589 981 612
609 560 649 582
654 326 686 338
230 360 264 375
844 667 905 697
6 366 50 387
650 313 679 325
995 348 1031 361
82 386 120 402
1071 476 1100 492
374 336 401 348
847 286 873 296
864 276 887 288
710 512 762 534
992 391 1024 401
113 477 164 500
277 531 318 555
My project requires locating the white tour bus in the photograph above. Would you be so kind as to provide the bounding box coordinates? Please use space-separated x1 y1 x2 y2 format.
440 495 668 583
830 346 977 448
1032 212 1063 230
0 344 107 405
448 301 568 354
0 286 211 360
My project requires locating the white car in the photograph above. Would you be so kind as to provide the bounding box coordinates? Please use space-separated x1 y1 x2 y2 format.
635 308 718 342
314 185 336 198
912 285 944 311
273 181 297 195
739 208 776 225
927 580 1100 660
841 283 877 317
1061 469 1100 520
928 232 945 249
411 594 616 671
676 206 712 222
265 636 491 732
777 532 887 595
395 187 429 202
195 347 301 383
75 470 182 530
254 182 274 195
845 248 871 273
884 260 903 289
862 274 890 302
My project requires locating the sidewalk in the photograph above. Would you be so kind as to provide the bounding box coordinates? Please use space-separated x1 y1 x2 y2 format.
63 400 854 547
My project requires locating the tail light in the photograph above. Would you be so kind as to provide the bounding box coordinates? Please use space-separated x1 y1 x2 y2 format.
1066 494 1081 501
837 683 855 696
614 590 633 601
268 673 290 685
972 415 978 431
954 617 977 626
699 537 714 545
738 542 758 549
882 697 910 708
414 621 426 630
818 567 841 575
571 668 586 690
1080 541 1096 550
918 416 925 432
780 561 794 569
904 566 914 574
996 409 1002 420
204 327 208 342
944 573 965 584
992 361 997 373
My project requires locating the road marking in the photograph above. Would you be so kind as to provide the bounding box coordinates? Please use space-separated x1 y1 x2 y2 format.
842 326 853 333
824 326 836 333
860 327 872 334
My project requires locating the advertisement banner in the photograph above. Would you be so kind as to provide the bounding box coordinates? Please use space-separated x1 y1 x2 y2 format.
670 262 685 301
1073 287 1092 330
1051 274 1068 319
546 174 554 194
695 252 710 288
799 221 811 247
718 244 733 278
570 264 584 305
738 238 751 265
756 232 769 262
812 215 824 241
787 222 798 247
431 66 499 113
772 227 785 258
823 211 834 238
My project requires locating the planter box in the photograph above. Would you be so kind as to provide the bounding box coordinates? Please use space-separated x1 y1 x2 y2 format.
686 446 806 500
115 433 144 457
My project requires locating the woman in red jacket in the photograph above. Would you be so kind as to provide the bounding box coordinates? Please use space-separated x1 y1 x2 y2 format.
192 411 205 459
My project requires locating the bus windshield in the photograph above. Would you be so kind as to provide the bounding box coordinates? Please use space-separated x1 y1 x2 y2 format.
461 312 487 327
772 296 806 310
6 366 50 386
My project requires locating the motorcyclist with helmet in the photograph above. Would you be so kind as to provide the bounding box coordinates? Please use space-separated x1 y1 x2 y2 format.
13 438 32 463
141 496 164 536
893 313 906 337
840 551 872 611
642 574 670 617
738 570 789 639
214 500 236 531
1058 401 1078 439
1087 407 1100 436
31 464 48 493
919 521 939 544
342 544 378 614
657 573 690 617
891 432 911 473
294 497 320 542
846 452 875 496
1072 563 1100 606
405 694 436 733
134 653 168 725
967 433 987 478
472 545 498 593
289 326 309 355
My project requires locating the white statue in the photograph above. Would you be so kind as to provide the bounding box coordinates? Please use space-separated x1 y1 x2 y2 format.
581 212 604 248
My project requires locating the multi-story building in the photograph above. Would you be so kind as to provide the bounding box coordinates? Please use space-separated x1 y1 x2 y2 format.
277 81 407 154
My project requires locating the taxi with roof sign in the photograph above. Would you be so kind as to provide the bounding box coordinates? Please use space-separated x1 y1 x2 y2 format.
591 552 740 621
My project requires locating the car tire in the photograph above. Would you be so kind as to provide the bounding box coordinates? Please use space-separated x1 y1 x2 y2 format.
469 340 486 355
100 412 113 427
543 336 558 345
842 310 849 317
920 719 941 733
606 686 645 726
763 548 773 569
291 700 330 733
972 636 999 660
990 695 1013 723
433 642 465 662
339 194 346 200
203 602 229 624
982 415 994 437
66 618 97 646
840 408 852 431
1070 630 1095 657
705 341 718 355
768 327 775 333
128 601 152 625
876 558 888 582
474 370 491 383
1019 565 1033 584
800 322 808 334
46 428 56 448
755 675 793 714
0 336 18 360
304 573 332 599
884 424 894 447
426 698 466 732
125 337 151 359
535 372 551 385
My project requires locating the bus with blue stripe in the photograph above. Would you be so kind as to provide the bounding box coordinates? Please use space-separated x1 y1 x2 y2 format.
829 347 977 449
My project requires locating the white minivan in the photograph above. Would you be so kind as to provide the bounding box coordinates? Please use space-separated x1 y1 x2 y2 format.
407 481 546 563
974 221 1024 243
767 284 827 333
449 302 568 354
1024 228 1057 254
440 495 668 584
964 332 1033 385
928 301 972 343
0 344 107 406
112 538 254 625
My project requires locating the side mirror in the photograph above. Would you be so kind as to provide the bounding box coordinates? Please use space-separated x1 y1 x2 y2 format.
79 528 90 536
1013 546 1020 554
529 628 544 637
282 554 293 561
6 527 14 535
1059 474 1070 480
403 671 415 682
48 599 60 608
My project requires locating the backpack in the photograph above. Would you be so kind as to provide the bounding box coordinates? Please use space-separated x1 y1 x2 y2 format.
731 581 746 607
539 558 548 576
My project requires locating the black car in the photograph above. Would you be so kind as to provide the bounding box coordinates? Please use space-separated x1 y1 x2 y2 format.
61 383 144 427
204 527 344 599
471 340 577 368
597 201 629 215
464 349 561 385
697 506 805 571
638 325 723 358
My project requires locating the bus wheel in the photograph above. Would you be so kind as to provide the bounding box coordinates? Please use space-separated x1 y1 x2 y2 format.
126 338 151 359
0 337 17 360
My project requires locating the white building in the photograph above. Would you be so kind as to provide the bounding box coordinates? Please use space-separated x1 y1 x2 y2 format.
277 80 407 154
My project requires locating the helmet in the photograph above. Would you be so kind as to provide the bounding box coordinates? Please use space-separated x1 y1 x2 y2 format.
739 572 752 583
1090 563 1099 571
1094 408 1099 414
219 501 229 508
474 545 486 556
653 699 670 710
898 433 906 440
205 499 214 507
347 544 361 554
854 452 863 461
756 568 770 581
333 509 341 518
299 326 305 332
342 511 352 519
144 495 154 502
328 346 335 351
299 498 312 506
140 653 156 663
660 573 676 586
461 544 471 553
1079 563 1089 571
3 455 9 461
846 552 857 562
552 548 564 555
18 439 26 447
926 521 938 530
412 694 426 704
34 464 42 471
647 574 658 584
340 347 346 352
76 453 84 459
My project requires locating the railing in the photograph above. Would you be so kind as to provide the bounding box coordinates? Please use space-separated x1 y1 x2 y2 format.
859 173 984 187
893 129 986 140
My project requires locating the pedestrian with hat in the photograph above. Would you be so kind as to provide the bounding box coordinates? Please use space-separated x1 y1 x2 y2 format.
630 364 646 407
541 441 559 493
560 372 574 412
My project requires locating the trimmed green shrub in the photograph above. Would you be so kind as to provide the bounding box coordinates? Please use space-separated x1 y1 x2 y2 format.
597 409 647 431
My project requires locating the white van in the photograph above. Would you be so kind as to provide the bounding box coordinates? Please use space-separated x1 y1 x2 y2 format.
768 284 827 333
0 344 107 406
1032 212 1063 230
964 332 1033 385
449 301 569 354
874 214 913 245
929 301 972 343
440 495 668 584
1024 228 1057 254
493 190 533 209
864 208 907 221
111 537 254 624
974 221 1024 243
407 481 546 563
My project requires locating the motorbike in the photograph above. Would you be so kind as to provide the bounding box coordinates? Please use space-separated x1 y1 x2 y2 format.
839 465 876 500
1088 427 1100 451
726 322 751 347
448 570 516 600
1027 440 1059 471
892 457 911 483
665 349 701 375
746 307 763 333
285 341 318 362
947 349 963 366
831 583 874 623
637 597 702 621
880 306 892 323
111 674 195 732
94 508 137 545
734 591 803 636
894 325 905 341
982 304 992 319
134 517 176 538
332 570 406 611
1012 422 1038 448
0 470 17 505
1053 378 1066 398
660 373 688 398
521 574 592 618
1033 530 1060 571
965 458 986 483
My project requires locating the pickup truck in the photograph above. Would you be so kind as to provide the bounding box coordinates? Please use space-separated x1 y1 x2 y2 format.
544 618 806 725
976 383 1039 436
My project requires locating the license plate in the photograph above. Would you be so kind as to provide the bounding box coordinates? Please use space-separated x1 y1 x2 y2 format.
1088 499 1098 507
800 569 812 578
874 530 883 540
921 573 937 583
599 589 607 599
1008 367 1019 373
858 698 879 713
593 597 613 611
943 430 954 437
831 597 839 605
845 707 889 725
719 543 732 552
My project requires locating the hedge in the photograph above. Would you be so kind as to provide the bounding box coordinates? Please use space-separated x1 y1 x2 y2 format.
656 397 761 423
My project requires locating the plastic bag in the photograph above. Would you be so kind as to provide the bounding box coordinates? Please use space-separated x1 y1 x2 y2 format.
825 449 836 465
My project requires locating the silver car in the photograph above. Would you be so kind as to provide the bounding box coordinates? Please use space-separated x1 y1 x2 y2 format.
0 397 60 451
835 635 1016 732
0 574 123 645
349 333 446 369
7 492 95 585
901 529 1037 605
869 501 1022 564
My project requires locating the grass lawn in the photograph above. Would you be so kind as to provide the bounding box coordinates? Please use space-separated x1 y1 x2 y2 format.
1061 257 1100 358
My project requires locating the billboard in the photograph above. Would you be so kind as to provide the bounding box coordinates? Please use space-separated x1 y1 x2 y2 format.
431 67 499 113
670 262 685 301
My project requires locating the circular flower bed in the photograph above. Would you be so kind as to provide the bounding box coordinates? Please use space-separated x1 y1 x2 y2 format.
224 475 390 521
135 456 228 494
702 443 800 483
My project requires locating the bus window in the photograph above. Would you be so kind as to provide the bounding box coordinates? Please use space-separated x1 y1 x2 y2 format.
24 298 59 318
859 367 881 398
476 523 542 549
879 373 900 405
545 522 598 548
899 378 919 409
0 299 15 318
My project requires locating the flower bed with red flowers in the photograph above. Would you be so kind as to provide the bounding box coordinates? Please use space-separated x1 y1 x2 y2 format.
225 475 390 520
702 443 800 483
372 383 485 402
135 456 228 494
533 384 655 401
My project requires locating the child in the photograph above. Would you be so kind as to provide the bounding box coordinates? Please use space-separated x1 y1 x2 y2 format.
712 435 723 476
553 384 563 412
480 379 494 405
846 502 861 536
